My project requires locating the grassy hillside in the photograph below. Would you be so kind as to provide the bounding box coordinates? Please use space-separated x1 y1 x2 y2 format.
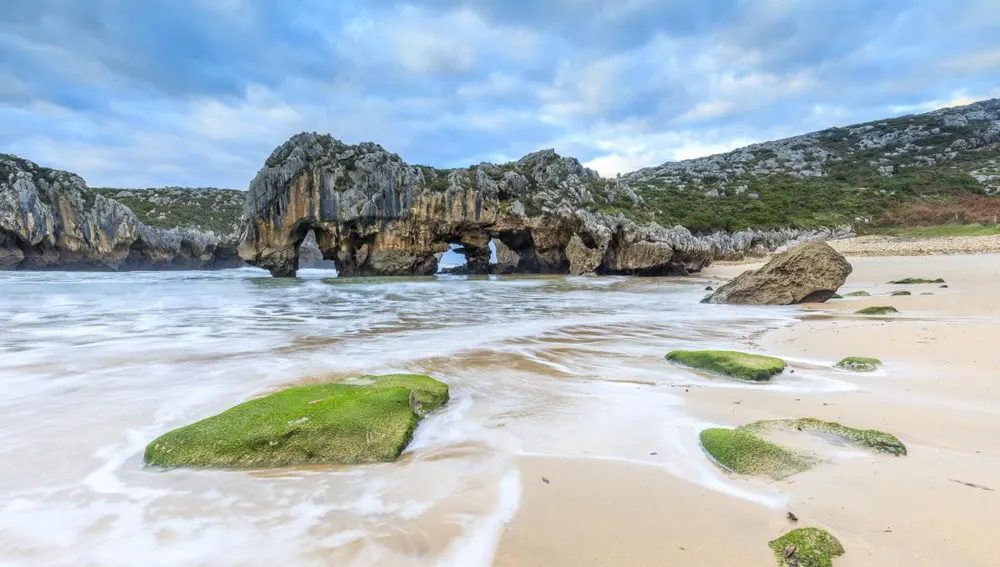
92 187 244 235
582 98 1000 233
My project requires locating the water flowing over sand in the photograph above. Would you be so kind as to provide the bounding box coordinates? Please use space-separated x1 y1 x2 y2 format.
7 259 999 567
0 268 819 567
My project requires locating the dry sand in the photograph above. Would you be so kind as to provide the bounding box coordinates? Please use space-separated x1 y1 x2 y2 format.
829 234 1000 256
494 254 1000 567
716 234 1000 266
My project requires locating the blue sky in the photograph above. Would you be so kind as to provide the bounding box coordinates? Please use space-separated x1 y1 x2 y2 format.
1 0 999 189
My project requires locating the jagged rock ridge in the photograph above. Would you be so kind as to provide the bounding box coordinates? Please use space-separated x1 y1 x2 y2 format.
238 133 848 277
0 154 241 271
590 98 1000 231
626 98 1000 191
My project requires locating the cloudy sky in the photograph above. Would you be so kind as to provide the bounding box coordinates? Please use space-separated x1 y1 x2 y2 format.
1 0 999 189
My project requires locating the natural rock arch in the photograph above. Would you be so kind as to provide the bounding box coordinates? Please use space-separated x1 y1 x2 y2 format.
237 133 720 278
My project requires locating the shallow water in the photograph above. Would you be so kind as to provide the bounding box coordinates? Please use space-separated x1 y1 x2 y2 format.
0 268 832 566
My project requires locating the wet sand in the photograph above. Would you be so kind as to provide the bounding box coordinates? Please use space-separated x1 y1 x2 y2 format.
494 255 1000 566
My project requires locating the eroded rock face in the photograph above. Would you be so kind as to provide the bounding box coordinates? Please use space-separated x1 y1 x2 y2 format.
238 133 728 277
703 241 852 305
0 154 241 271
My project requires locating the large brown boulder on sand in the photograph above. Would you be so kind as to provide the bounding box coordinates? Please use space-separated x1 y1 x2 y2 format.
702 241 852 305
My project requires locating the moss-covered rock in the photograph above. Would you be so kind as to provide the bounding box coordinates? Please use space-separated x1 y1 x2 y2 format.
665 350 787 382
888 277 945 284
856 306 898 315
768 527 845 567
144 374 449 469
834 357 882 372
890 290 911 296
745 418 907 456
700 417 906 479
844 291 870 297
699 428 814 479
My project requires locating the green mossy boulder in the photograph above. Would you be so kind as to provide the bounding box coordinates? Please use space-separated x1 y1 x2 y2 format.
890 290 911 296
699 428 813 479
769 527 845 567
665 350 787 382
888 277 945 284
745 418 907 456
856 306 898 315
834 357 882 372
144 374 449 469
844 291 870 297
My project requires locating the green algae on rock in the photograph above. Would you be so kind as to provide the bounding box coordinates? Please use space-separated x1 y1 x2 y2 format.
144 374 449 469
665 350 787 382
890 290 912 296
699 428 813 479
843 291 870 297
856 306 898 315
745 418 907 456
769 527 845 567
888 277 945 284
834 357 882 372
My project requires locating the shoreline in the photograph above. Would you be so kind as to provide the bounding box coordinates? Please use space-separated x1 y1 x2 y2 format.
713 234 1000 266
494 253 1000 567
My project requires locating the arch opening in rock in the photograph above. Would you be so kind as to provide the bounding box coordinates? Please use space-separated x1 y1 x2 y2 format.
436 240 497 275
297 229 338 273
493 231 567 274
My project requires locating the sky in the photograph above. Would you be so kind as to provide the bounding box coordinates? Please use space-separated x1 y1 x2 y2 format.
1 0 999 189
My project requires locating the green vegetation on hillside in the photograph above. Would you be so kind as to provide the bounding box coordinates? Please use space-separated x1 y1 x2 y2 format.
587 155 1000 233
581 100 1000 233
93 187 245 234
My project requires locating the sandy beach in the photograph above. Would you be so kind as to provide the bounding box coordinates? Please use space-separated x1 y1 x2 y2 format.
494 253 1000 566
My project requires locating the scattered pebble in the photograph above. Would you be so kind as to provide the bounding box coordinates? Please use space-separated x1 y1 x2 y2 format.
542 477 550 485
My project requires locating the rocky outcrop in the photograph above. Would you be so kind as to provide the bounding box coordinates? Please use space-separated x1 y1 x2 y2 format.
627 98 1000 191
702 241 852 305
238 133 727 277
0 154 241 271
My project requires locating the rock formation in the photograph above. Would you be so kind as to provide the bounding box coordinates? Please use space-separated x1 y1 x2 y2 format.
0 154 241 271
239 133 849 277
702 241 852 304
297 230 337 269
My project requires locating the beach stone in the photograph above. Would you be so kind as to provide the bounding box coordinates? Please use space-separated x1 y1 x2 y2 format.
702 241 852 305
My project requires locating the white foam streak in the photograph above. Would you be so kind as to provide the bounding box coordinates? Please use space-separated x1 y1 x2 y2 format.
0 270 823 566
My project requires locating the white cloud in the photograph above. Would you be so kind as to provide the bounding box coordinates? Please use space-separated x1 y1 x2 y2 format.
583 133 761 177
457 72 524 98
338 5 540 76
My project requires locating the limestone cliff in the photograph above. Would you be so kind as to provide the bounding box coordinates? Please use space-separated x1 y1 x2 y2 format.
0 154 241 271
238 133 847 277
